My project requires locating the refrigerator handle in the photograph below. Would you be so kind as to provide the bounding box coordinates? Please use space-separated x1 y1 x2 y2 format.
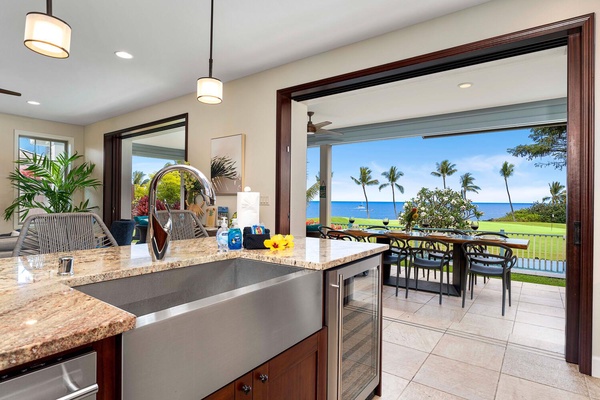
337 273 344 399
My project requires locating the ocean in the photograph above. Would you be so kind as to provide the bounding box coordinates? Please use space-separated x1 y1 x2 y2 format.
306 201 532 221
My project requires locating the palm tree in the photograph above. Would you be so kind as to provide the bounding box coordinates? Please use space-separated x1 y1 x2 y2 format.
306 173 320 206
378 166 404 217
543 181 566 204
431 159 457 189
132 170 145 185
351 167 379 219
459 172 481 200
500 161 516 221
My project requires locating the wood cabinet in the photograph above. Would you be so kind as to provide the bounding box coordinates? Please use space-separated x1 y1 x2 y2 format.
204 327 327 400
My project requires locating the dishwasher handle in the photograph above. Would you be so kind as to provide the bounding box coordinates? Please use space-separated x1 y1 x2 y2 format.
56 383 99 400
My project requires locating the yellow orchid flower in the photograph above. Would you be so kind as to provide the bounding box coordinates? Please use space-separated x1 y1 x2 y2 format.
264 234 295 250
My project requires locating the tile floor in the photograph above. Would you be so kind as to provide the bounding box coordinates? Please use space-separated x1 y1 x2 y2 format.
373 275 600 399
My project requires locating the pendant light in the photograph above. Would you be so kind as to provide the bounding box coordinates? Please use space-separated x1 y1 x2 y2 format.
24 0 71 59
197 0 222 104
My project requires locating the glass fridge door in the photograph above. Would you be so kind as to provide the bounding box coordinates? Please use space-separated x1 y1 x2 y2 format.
339 264 380 400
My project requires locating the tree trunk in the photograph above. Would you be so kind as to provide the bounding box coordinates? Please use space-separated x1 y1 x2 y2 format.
442 175 446 189
362 185 370 219
504 177 515 221
392 187 397 217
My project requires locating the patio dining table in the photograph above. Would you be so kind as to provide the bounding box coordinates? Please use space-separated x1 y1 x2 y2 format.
345 229 529 296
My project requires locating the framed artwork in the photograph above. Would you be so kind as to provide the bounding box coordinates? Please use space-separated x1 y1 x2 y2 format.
210 133 245 195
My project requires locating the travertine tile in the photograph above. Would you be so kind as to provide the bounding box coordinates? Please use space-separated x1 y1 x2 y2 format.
509 322 565 354
376 372 409 400
398 382 466 399
519 293 565 308
383 296 425 314
517 301 565 318
413 354 499 400
449 313 514 341
467 302 517 321
586 374 600 399
496 373 588 399
403 290 437 304
502 347 587 395
432 334 505 371
383 321 443 353
382 340 428 380
515 310 565 330
403 304 467 329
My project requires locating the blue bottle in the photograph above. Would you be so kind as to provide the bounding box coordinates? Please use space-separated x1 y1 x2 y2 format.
228 219 242 250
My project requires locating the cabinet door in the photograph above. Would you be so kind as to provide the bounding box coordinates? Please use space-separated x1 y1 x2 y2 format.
252 362 269 400
204 383 235 400
266 328 327 400
234 372 254 399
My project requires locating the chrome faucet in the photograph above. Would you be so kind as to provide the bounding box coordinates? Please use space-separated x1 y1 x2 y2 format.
148 164 216 260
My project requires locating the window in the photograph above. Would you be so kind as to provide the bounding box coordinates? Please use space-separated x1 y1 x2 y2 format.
12 131 74 228
17 133 69 161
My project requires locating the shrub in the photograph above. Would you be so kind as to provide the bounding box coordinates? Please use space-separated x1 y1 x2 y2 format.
401 187 483 230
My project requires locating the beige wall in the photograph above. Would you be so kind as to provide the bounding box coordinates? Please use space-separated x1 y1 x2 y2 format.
82 0 599 373
0 112 84 233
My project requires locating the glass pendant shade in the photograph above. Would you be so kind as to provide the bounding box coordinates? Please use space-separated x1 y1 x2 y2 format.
197 77 223 104
24 12 71 58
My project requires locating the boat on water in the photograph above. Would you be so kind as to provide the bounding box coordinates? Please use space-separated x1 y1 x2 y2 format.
355 203 366 210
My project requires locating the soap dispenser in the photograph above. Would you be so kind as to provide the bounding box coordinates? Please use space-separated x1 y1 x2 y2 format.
216 217 229 252
228 218 242 250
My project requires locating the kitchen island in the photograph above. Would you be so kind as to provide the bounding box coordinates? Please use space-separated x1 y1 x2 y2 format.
0 237 386 398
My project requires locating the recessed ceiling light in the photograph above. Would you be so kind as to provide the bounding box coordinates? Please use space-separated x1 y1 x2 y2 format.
458 82 473 89
115 51 133 59
27 100 41 105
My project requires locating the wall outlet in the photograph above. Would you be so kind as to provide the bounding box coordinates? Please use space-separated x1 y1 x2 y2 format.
260 195 270 206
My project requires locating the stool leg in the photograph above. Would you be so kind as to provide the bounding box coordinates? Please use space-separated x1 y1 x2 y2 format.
439 268 442 305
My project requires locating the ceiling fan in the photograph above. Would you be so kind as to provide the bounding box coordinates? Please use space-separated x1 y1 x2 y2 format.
0 88 22 97
307 111 342 135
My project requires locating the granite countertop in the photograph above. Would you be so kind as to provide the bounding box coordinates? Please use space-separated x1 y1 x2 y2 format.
0 237 386 371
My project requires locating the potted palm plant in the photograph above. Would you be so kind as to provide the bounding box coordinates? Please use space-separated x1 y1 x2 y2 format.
4 152 102 222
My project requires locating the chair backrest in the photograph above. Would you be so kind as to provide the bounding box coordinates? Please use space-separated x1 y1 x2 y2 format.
325 230 362 241
155 210 208 240
406 238 451 263
462 241 516 270
365 225 389 230
475 231 509 239
318 225 333 238
13 212 118 256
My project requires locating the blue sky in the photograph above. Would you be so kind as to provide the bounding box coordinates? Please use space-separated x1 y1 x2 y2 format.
307 128 565 203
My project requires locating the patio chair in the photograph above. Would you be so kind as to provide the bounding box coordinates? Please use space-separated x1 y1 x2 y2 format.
12 212 118 256
462 241 517 316
472 231 509 283
155 210 208 240
406 238 452 304
325 230 363 241
365 225 389 231
318 225 334 238
364 233 408 287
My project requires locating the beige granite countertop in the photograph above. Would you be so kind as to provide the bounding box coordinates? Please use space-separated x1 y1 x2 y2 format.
0 237 386 371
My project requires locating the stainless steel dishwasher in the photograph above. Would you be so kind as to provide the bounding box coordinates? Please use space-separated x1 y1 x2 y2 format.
0 351 98 400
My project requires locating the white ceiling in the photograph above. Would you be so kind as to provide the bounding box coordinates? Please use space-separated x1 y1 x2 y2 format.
0 0 491 126
303 46 567 131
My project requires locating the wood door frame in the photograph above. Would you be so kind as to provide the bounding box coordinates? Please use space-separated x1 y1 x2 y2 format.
103 113 189 227
275 15 594 373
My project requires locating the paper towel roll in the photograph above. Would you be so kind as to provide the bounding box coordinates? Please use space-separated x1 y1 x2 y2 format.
237 191 260 229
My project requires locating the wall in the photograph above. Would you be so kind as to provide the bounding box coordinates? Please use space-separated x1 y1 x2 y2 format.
0 112 85 233
82 0 600 373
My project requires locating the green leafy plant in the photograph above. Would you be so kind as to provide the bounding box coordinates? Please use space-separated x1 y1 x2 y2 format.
4 152 101 222
401 187 483 230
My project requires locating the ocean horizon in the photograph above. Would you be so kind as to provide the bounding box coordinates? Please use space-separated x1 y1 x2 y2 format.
306 201 532 221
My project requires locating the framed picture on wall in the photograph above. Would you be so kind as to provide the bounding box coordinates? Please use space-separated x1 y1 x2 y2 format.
210 133 245 195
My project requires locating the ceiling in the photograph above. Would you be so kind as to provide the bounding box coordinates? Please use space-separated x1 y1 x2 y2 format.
303 46 567 138
0 0 491 126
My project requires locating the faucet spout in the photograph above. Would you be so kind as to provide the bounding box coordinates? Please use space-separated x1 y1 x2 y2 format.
148 164 216 260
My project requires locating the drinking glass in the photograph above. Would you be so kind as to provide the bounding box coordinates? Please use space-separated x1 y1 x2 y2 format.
349 217 356 229
470 220 479 231
382 218 389 226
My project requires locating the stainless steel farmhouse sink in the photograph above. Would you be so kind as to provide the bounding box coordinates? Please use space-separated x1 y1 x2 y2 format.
75 259 323 400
